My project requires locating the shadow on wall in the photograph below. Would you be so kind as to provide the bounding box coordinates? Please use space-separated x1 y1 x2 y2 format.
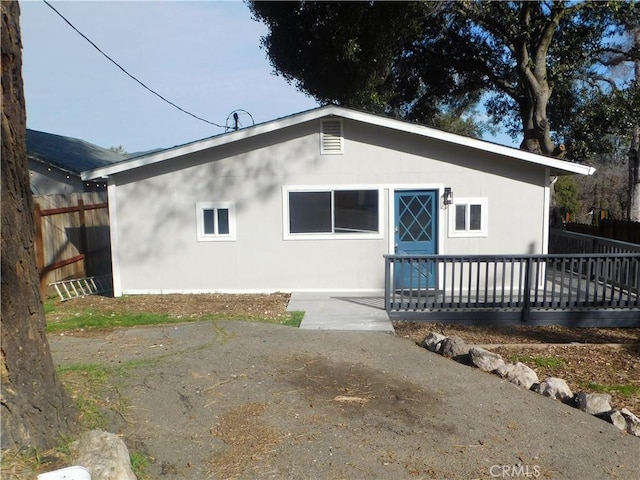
116 124 324 271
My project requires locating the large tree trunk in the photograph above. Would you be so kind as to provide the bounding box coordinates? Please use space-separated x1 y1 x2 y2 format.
1 1 77 450
629 126 640 221
629 27 640 222
515 3 563 157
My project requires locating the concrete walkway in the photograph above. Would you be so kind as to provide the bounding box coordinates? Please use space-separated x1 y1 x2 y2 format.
287 292 394 332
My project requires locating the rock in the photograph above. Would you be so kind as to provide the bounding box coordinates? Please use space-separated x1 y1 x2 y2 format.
438 335 469 360
532 377 573 401
597 409 630 431
619 408 640 437
468 347 505 372
420 332 447 352
72 430 137 480
574 391 612 415
495 362 539 389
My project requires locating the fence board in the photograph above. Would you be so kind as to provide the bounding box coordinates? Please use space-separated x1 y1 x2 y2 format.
33 192 111 295
566 220 640 244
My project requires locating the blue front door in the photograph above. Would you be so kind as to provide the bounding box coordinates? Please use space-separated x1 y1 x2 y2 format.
394 190 438 289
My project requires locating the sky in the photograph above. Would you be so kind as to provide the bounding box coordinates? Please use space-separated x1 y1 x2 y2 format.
20 0 320 153
20 0 513 154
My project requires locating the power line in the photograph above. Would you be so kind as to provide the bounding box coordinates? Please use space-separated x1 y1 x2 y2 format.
42 0 226 129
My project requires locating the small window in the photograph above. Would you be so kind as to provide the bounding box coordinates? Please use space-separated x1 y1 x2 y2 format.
449 198 487 237
285 187 381 239
196 202 236 241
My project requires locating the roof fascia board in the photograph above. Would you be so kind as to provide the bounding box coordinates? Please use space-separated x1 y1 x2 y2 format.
333 107 595 176
29 154 79 176
81 106 337 180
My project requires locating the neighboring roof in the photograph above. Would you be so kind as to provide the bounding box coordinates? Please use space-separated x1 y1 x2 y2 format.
27 129 126 174
81 105 595 180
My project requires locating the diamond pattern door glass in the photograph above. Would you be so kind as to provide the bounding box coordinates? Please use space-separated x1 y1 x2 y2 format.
399 196 432 242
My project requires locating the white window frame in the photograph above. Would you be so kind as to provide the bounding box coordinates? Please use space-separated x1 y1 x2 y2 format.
283 185 383 240
448 197 488 238
196 201 236 242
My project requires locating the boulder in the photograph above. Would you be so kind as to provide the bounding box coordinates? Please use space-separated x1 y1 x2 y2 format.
597 409 630 431
420 332 447 353
532 377 573 402
619 408 640 437
495 362 539 389
574 391 612 415
468 347 505 372
72 430 137 480
438 335 470 362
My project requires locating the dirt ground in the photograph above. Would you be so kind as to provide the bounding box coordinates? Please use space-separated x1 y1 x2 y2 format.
46 294 640 479
49 293 640 412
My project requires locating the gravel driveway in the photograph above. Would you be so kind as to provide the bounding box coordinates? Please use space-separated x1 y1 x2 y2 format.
49 321 640 479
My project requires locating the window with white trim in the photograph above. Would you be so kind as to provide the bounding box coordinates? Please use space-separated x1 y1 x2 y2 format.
449 198 488 237
196 202 236 241
284 187 381 239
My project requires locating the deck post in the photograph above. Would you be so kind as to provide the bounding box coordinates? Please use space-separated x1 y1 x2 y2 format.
384 256 391 314
521 257 532 322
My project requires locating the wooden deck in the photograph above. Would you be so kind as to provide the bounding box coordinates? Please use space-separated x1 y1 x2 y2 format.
385 253 640 327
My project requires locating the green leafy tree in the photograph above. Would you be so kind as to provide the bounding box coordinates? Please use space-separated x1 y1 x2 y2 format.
554 176 582 221
550 10 639 218
109 145 128 156
250 1 636 157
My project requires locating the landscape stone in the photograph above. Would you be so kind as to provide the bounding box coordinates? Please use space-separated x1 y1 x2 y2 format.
532 377 573 401
574 391 612 415
438 335 470 361
597 409 630 431
468 347 505 372
420 332 447 352
619 408 640 437
72 430 137 480
495 362 539 389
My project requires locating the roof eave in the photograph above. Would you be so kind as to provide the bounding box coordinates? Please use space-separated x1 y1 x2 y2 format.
81 105 596 179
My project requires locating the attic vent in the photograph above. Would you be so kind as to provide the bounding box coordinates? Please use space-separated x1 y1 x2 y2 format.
320 119 343 154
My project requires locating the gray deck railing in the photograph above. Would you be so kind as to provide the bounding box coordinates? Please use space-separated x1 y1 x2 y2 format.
384 253 640 326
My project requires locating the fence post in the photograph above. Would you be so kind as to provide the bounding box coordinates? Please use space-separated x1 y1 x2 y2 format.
77 198 88 276
33 202 47 298
521 257 531 322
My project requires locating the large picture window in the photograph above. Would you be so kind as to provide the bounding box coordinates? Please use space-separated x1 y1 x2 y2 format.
449 198 488 237
285 188 381 239
196 202 236 241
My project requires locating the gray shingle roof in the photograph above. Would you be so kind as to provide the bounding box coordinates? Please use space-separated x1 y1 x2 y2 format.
26 129 125 174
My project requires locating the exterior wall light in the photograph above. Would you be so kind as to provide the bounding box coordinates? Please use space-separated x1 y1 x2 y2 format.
444 187 453 205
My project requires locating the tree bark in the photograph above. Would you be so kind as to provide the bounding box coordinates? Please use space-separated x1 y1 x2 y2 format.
1 1 77 450
629 26 640 222
629 125 640 221
515 3 564 156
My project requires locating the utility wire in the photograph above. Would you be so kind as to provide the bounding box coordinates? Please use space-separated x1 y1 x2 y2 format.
42 0 226 129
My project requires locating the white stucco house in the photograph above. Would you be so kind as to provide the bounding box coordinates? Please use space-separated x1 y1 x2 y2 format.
82 106 594 297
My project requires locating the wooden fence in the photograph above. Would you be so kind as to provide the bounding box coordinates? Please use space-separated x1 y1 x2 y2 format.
566 219 640 244
33 192 111 296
